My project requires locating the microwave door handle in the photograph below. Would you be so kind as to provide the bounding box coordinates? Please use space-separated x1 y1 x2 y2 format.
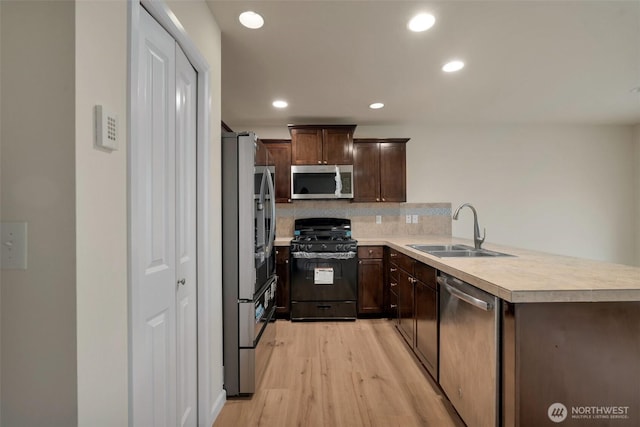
264 169 276 258
334 166 342 196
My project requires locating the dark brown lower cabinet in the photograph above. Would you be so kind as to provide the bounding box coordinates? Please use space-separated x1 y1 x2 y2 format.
357 246 385 316
502 301 640 427
414 263 438 380
275 246 290 318
387 248 438 380
397 268 415 345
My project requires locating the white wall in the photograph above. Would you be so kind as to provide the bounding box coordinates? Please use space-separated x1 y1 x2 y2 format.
0 2 222 426
167 0 225 419
0 2 3 422
249 124 638 266
635 125 640 266
75 1 128 426
1 1 78 425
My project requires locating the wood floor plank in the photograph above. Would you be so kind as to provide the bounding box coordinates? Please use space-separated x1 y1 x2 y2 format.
213 319 464 427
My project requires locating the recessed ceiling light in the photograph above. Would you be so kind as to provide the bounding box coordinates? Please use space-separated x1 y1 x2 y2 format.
239 11 264 29
272 100 288 108
442 60 465 73
369 102 385 110
408 13 435 32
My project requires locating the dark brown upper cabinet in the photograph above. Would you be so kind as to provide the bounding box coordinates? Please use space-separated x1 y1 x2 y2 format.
353 138 408 202
261 139 292 203
288 124 356 165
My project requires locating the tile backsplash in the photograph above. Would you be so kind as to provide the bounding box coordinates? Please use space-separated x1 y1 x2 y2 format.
276 201 452 238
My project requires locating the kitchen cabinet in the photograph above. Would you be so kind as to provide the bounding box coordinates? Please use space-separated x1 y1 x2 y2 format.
502 301 640 427
387 247 438 380
353 138 408 202
357 246 385 316
261 139 292 203
275 246 290 318
414 263 438 379
388 248 415 345
288 124 356 165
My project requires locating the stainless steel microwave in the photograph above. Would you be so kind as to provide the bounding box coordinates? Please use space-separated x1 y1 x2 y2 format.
291 165 354 199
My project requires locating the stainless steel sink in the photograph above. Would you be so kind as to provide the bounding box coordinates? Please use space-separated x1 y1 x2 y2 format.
409 244 474 252
408 244 514 258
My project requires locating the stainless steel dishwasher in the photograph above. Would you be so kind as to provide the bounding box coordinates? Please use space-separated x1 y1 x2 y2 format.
438 273 500 427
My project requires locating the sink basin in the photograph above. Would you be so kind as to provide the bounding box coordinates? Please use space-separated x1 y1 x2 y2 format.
408 244 514 258
431 250 502 257
409 244 473 252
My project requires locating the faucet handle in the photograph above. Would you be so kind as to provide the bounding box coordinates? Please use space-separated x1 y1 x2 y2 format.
479 228 486 245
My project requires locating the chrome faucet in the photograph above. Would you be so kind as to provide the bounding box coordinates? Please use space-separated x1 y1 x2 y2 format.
452 203 486 249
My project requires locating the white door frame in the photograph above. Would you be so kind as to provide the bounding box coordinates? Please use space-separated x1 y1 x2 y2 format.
128 1 216 426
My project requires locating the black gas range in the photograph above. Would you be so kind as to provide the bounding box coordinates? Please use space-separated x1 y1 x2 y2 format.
289 218 358 320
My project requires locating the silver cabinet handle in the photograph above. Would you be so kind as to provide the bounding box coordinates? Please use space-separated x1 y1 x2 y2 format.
390 268 397 272
177 278 186 286
390 304 398 308
390 282 397 287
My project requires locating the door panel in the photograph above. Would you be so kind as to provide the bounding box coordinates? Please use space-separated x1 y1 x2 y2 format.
175 46 198 427
134 8 177 427
323 128 353 164
291 128 322 165
379 143 406 202
353 142 380 202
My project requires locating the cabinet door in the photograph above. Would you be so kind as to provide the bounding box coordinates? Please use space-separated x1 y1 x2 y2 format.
275 247 290 317
397 269 415 346
379 142 406 202
291 128 323 165
415 280 438 379
323 127 353 164
353 142 380 202
264 141 292 203
358 258 384 315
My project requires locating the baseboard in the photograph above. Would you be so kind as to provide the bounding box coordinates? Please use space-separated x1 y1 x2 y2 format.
209 389 227 426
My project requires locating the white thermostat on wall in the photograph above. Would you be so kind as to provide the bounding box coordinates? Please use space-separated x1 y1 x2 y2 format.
95 105 118 151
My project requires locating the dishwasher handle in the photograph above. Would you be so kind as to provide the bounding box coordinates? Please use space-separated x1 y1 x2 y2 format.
437 276 493 311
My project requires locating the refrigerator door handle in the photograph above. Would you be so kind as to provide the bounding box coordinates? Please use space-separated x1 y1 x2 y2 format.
264 168 276 259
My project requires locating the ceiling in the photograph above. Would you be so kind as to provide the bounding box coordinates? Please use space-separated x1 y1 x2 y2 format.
207 1 640 130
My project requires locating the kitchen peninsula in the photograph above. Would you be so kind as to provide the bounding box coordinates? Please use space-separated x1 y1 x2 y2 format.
275 234 640 426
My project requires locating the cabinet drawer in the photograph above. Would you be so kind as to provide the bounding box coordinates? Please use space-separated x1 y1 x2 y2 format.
388 248 414 273
358 246 384 259
291 301 356 320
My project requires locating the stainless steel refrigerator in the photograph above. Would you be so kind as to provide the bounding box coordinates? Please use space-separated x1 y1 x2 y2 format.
222 132 277 396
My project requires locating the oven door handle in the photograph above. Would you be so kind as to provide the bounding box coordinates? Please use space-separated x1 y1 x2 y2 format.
291 251 357 259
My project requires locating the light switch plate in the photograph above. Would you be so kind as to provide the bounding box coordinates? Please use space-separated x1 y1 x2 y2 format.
2 222 28 270
406 215 412 224
376 215 382 224
412 214 419 223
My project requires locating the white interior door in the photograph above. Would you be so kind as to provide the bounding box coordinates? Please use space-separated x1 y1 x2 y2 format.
175 46 198 427
132 7 198 427
133 8 177 426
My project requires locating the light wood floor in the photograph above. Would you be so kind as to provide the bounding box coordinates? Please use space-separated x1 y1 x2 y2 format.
213 319 465 427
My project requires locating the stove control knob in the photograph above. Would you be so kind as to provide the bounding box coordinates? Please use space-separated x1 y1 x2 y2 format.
322 243 327 250
336 244 343 251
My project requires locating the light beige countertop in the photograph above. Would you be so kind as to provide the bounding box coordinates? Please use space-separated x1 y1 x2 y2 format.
276 236 640 303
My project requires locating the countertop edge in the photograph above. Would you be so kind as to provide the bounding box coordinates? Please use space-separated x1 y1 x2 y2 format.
276 236 640 303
